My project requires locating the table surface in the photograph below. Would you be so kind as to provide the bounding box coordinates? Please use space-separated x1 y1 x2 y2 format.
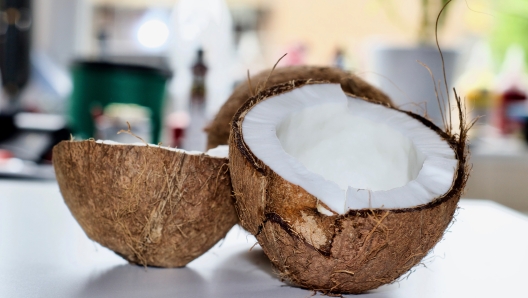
1 180 528 298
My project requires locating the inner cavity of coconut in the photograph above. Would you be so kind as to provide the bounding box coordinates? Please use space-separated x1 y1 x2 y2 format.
277 104 425 191
241 83 458 214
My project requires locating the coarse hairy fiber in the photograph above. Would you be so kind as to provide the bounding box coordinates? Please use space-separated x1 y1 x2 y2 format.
229 80 470 294
53 140 237 267
206 65 392 150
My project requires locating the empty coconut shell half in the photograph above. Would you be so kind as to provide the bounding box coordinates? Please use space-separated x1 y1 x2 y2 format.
229 81 470 294
53 140 236 267
206 65 392 150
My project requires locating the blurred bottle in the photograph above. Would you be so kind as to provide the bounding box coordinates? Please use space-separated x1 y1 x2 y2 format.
96 6 113 59
494 45 528 136
191 49 207 106
0 0 32 110
168 0 235 120
181 49 208 151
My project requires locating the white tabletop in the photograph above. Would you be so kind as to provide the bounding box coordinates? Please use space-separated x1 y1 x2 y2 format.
1 180 528 298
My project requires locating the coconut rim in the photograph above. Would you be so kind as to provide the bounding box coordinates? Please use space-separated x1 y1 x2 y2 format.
84 139 230 159
231 79 468 216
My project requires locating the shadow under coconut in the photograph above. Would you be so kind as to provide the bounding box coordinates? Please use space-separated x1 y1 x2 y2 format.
209 246 308 298
76 264 207 298
232 246 276 278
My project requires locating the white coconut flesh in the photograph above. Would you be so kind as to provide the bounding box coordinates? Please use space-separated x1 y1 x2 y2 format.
95 140 229 158
241 84 457 215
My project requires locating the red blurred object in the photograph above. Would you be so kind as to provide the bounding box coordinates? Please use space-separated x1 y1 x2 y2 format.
0 149 13 161
166 111 190 148
171 128 185 148
498 88 526 134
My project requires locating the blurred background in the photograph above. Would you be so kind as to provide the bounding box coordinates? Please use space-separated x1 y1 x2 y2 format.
0 0 527 213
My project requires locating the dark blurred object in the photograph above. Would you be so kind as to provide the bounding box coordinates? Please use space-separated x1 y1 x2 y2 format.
96 6 114 59
191 49 207 105
0 113 69 163
0 0 32 106
0 112 69 179
0 113 16 141
523 119 528 145
69 59 171 144
499 88 526 135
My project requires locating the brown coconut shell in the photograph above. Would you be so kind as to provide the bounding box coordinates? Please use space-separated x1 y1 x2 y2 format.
229 80 470 294
53 140 237 267
206 65 392 150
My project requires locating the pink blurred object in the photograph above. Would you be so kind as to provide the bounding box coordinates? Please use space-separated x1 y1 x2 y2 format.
0 149 13 161
283 44 307 66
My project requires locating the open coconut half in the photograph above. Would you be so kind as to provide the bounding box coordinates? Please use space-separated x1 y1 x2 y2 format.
229 81 469 293
53 140 236 267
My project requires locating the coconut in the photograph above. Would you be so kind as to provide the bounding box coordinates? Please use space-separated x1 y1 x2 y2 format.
206 65 392 150
229 81 470 294
53 140 237 267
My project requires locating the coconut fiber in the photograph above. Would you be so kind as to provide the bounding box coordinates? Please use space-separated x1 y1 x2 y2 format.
53 140 237 267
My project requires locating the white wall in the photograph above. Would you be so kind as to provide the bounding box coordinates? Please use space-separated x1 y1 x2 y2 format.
32 0 86 68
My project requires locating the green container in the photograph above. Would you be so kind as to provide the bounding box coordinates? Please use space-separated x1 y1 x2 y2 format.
69 61 171 144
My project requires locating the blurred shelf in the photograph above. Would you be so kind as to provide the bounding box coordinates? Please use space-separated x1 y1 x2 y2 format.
89 0 176 9
0 161 55 180
465 136 528 212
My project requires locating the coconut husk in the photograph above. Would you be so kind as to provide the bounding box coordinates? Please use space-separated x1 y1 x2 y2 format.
229 80 470 294
53 140 237 267
206 65 392 150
